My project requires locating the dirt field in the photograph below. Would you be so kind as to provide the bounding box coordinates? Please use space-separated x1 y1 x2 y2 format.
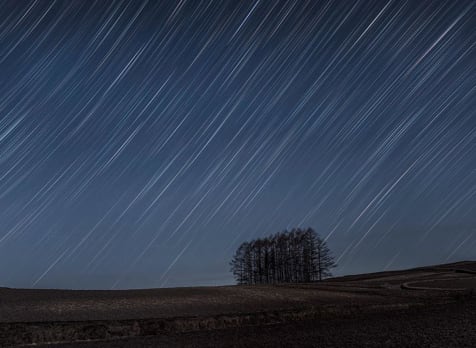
1 261 475 347
47 300 476 348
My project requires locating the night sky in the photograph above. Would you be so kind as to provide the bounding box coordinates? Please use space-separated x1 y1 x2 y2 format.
0 0 475 290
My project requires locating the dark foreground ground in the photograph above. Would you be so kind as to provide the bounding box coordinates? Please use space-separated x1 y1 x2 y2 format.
50 300 476 348
1 261 475 347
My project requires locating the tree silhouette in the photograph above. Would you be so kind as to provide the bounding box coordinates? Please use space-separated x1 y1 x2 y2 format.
315 235 336 281
230 227 336 285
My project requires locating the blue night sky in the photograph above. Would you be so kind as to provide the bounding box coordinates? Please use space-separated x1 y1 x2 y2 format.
0 0 475 289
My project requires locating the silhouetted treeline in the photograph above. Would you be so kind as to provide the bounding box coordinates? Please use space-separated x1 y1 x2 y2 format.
230 228 336 285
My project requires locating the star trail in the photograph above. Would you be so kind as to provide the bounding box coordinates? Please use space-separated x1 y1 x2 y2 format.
0 0 475 289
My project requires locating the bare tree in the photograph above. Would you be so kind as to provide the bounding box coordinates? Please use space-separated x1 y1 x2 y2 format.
230 242 246 284
230 228 336 284
315 234 337 280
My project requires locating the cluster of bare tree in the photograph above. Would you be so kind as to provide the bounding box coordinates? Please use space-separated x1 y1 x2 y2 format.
230 228 336 285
